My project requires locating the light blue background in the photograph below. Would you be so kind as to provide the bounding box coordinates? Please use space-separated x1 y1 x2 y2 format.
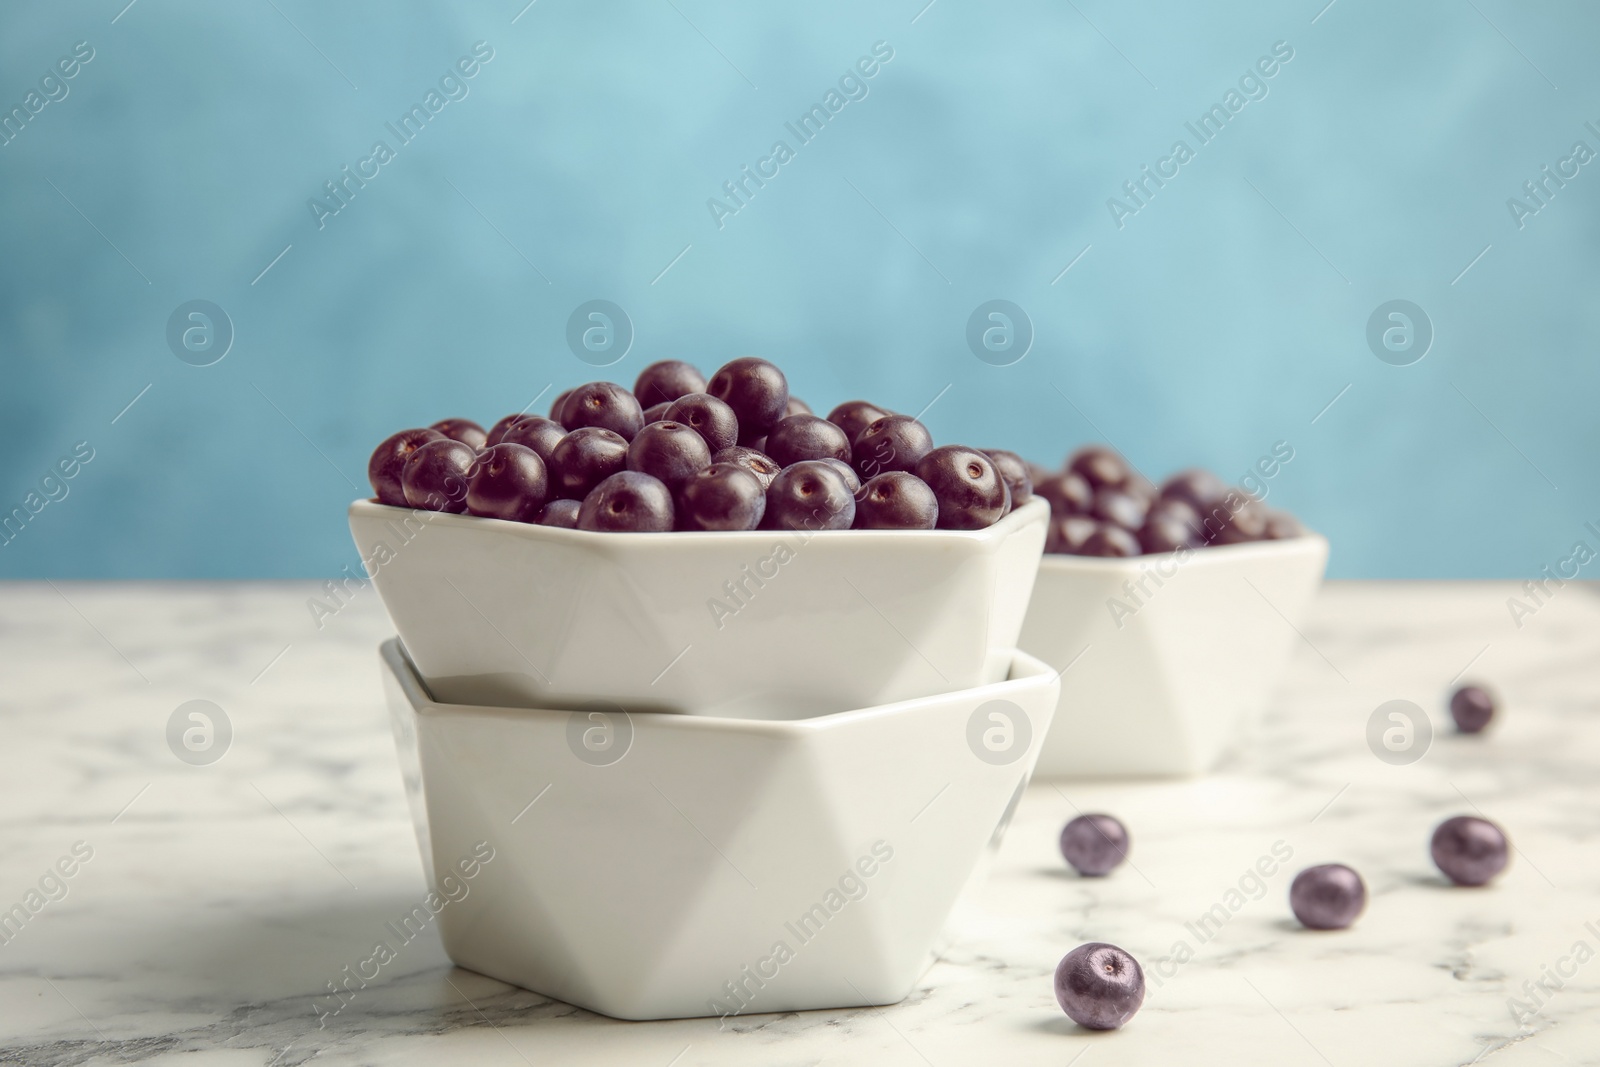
2 0 1596 578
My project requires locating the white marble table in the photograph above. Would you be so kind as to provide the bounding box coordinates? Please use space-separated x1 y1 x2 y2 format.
2 580 1597 1066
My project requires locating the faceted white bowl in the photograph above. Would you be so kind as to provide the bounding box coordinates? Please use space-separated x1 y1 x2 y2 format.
379 638 1058 1021
351 497 1048 719
1019 534 1328 778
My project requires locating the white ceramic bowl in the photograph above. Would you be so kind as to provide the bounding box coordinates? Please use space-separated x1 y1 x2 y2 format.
351 497 1048 719
380 638 1057 1021
1019 534 1328 778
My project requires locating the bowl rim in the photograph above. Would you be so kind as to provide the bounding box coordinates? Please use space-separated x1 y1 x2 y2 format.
350 495 1048 547
1036 530 1328 574
382 638 1056 737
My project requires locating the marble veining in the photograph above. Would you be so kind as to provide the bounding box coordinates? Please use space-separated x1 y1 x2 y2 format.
1 580 1598 1065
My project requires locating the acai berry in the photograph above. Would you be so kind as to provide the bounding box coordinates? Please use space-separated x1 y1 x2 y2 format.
1450 685 1496 734
1431 815 1510 886
1054 942 1145 1030
1058 814 1130 877
1289 864 1366 930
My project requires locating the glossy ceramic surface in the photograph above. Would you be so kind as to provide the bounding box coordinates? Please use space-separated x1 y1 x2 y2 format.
351 497 1048 718
379 638 1058 1020
1019 535 1328 778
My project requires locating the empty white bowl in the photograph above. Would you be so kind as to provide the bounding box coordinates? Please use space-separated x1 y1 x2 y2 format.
1018 534 1328 778
351 497 1048 719
380 638 1058 1021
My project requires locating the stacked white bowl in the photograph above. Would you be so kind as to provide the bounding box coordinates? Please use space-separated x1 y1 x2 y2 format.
353 497 1059 1020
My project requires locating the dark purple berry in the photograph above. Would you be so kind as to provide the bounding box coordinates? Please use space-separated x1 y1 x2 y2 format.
677 463 765 531
1432 815 1509 886
1210 497 1270 545
854 472 937 530
1091 487 1148 530
1035 471 1093 517
577 471 674 532
486 414 519 446
561 382 645 441
1161 468 1227 514
642 401 672 423
764 460 854 531
1188 494 1238 543
1067 445 1130 490
766 414 852 468
664 393 740 453
549 427 629 500
708 357 788 442
1046 515 1099 554
538 499 580 528
712 446 782 488
826 400 891 445
1080 523 1141 557
1140 500 1201 554
466 443 548 523
985 450 1033 507
1289 864 1367 930
402 438 477 513
498 416 566 464
785 395 812 417
549 389 573 421
487 412 551 447
1054 943 1144 1031
915 446 1008 530
633 360 706 408
1124 471 1158 503
627 420 711 491
369 428 445 507
1059 814 1129 877
1265 510 1306 539
1450 685 1496 734
819 457 860 494
430 418 487 450
853 415 934 480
